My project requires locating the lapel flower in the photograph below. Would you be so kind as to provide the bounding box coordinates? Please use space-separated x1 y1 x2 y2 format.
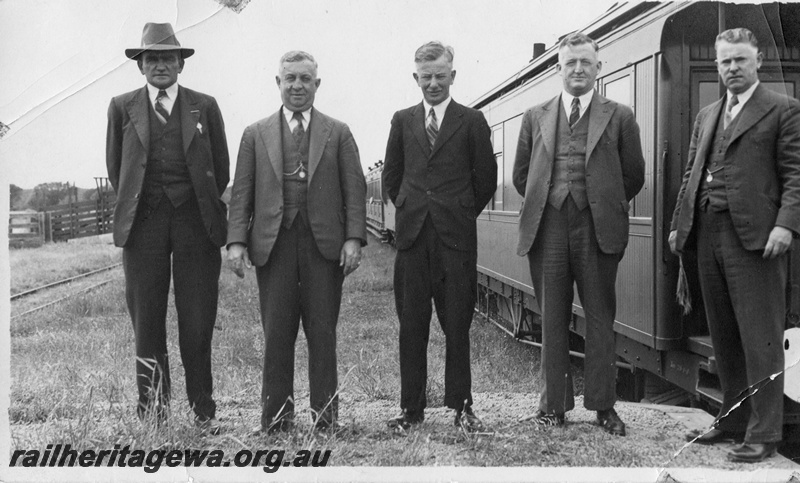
191 110 203 134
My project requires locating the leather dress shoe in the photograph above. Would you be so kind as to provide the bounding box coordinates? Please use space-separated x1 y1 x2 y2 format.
386 410 423 431
194 416 222 435
530 410 565 427
727 442 778 463
685 427 744 445
455 409 487 433
597 408 626 436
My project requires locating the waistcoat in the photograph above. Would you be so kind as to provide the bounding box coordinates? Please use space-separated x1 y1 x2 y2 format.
144 95 193 208
548 105 590 210
697 106 741 212
282 116 310 228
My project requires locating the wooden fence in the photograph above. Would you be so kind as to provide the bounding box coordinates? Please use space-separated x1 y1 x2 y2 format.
9 211 46 248
46 190 116 242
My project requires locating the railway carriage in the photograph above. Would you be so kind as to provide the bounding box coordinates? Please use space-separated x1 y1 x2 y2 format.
366 161 395 243
472 1 800 426
366 1 800 431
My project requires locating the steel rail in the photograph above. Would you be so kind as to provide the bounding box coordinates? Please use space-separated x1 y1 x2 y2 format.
11 279 117 320
10 263 122 301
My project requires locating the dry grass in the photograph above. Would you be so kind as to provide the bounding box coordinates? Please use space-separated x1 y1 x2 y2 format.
10 236 780 471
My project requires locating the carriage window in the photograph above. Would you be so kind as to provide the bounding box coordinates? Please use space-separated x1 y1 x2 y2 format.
762 81 795 98
491 125 503 211
694 79 796 121
603 74 633 111
503 115 524 212
698 81 720 113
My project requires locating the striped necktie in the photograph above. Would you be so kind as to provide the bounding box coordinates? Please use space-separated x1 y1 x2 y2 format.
569 97 580 128
155 90 170 124
292 111 305 145
426 107 439 149
724 94 739 129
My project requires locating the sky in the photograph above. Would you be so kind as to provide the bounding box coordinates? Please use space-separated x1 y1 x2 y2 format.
0 0 622 190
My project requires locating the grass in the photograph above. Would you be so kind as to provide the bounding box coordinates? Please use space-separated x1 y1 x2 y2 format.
10 237 754 470
9 241 121 295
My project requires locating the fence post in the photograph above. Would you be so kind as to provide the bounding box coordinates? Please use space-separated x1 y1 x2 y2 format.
45 211 52 242
38 212 44 244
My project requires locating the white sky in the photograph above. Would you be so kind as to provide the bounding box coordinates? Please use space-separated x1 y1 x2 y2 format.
0 0 620 189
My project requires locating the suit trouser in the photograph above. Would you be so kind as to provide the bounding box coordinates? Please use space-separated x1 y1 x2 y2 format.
123 196 220 420
255 212 344 428
394 215 476 416
696 209 785 443
527 196 619 414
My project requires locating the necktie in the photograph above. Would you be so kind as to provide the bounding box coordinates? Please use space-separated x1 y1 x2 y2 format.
569 97 580 128
724 95 739 129
426 107 439 149
292 111 305 145
155 90 170 124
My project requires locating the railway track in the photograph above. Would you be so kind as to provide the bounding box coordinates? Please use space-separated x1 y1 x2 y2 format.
10 263 123 319
11 263 122 301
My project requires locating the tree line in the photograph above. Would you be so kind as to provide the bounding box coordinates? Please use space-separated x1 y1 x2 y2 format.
9 182 98 211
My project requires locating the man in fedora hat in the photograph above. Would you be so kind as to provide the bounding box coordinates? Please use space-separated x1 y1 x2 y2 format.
106 22 229 434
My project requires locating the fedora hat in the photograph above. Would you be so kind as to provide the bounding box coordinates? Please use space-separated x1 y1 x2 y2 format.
125 22 195 60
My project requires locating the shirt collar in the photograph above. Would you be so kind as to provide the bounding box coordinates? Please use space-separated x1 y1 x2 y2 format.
728 80 759 107
146 82 179 104
561 89 594 118
423 96 452 123
283 106 312 128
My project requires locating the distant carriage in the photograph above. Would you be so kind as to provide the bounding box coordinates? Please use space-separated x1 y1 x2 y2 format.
366 2 800 434
365 161 395 244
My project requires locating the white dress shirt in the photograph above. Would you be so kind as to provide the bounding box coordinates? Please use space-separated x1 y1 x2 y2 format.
423 96 452 127
283 106 312 131
146 82 179 116
560 89 594 122
727 80 759 121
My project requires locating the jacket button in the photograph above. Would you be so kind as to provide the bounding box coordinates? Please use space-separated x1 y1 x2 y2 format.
206 171 214 177
426 190 431 195
134 193 139 199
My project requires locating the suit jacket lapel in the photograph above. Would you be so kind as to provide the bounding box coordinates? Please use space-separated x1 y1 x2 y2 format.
308 109 332 183
126 87 150 153
409 103 429 155
178 86 200 155
586 93 614 162
257 110 284 182
430 101 463 158
537 95 561 162
729 84 773 145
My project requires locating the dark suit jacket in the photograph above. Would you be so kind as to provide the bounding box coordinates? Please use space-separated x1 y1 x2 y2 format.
226 108 367 266
382 100 497 252
671 84 800 250
106 85 230 247
513 93 645 256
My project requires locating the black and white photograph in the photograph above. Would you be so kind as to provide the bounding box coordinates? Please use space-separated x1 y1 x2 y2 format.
3 1 800 481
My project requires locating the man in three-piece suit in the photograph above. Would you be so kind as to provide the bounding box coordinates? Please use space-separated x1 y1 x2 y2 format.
106 23 229 433
670 28 800 463
382 41 497 432
513 32 644 436
226 51 366 433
